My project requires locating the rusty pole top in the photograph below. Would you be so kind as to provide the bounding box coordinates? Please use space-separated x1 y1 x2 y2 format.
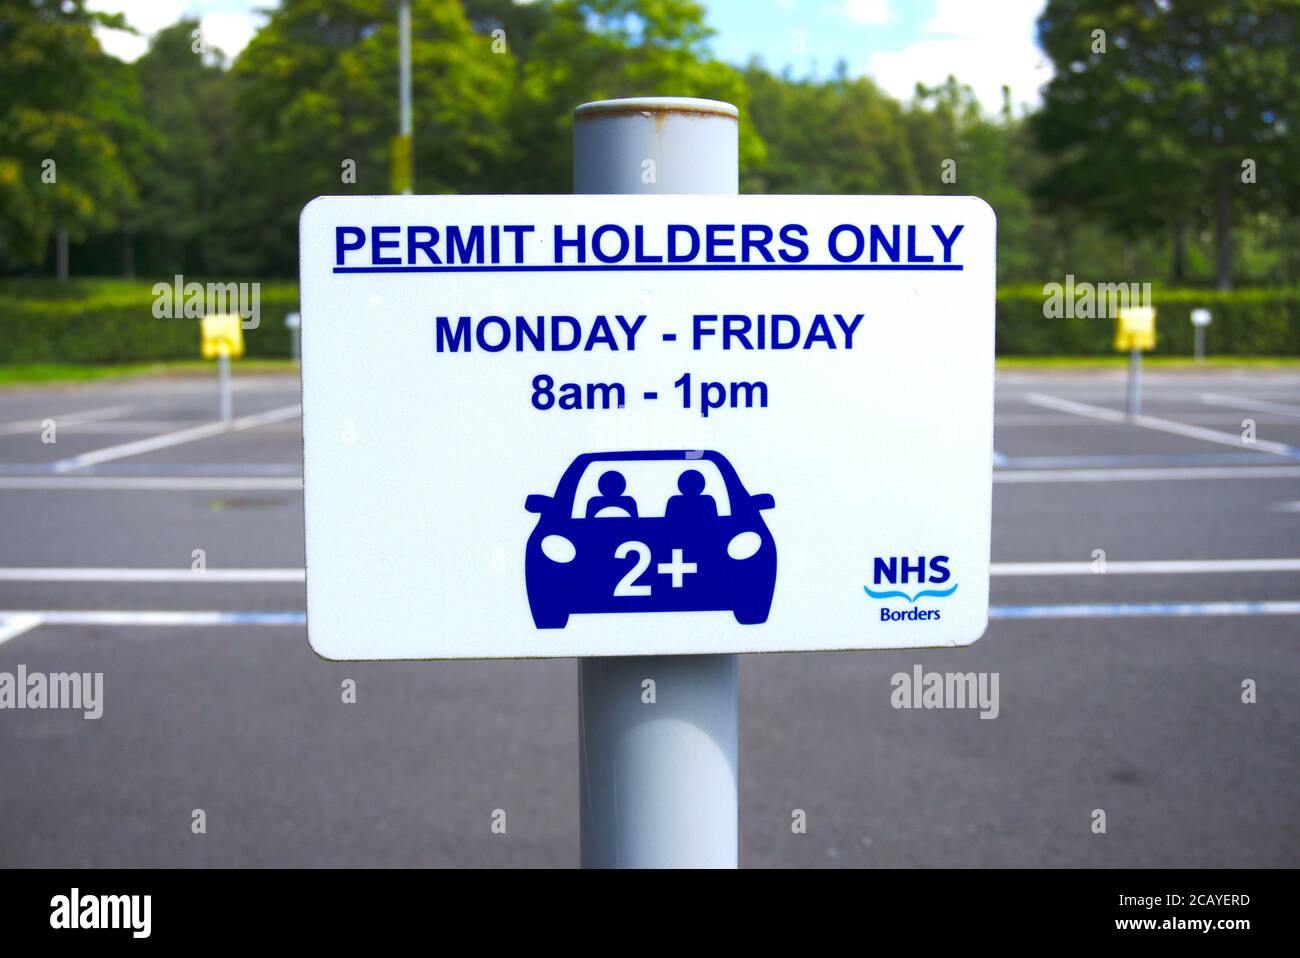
574 96 739 122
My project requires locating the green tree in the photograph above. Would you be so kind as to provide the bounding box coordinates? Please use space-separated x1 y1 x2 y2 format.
124 19 235 276
909 78 1063 282
0 0 141 276
224 0 516 275
743 63 914 195
1033 0 1300 288
501 0 764 193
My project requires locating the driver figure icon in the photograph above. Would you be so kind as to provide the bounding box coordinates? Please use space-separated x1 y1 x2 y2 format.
523 450 777 629
584 469 639 518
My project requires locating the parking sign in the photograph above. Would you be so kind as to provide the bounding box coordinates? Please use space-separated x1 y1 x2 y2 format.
299 194 995 659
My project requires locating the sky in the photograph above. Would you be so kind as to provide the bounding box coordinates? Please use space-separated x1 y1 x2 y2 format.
87 0 1053 112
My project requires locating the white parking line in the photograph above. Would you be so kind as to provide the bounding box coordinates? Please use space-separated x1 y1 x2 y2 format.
996 412 1297 427
0 404 134 436
1024 392 1300 458
6 468 1292 488
1196 389 1300 415
31 420 193 434
994 465 1300 483
992 558 1300 576
48 404 302 472
1201 393 1300 419
0 613 44 645
1 603 1295 632
0 568 304 583
0 476 303 491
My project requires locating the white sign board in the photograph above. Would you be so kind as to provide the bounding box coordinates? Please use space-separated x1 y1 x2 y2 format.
300 195 995 659
1190 308 1212 327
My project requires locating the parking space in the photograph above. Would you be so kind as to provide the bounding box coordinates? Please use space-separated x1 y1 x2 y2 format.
0 367 1297 866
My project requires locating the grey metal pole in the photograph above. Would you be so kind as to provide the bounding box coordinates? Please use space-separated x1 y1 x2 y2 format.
217 353 232 422
574 98 740 869
1194 326 1206 363
398 0 412 196
1127 347 1141 418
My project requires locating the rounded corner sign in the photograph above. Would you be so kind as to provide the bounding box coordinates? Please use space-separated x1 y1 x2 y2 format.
299 194 995 660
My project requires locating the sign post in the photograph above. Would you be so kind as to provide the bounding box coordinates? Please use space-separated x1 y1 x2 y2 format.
218 353 231 421
1115 306 1156 419
1191 308 1211 362
297 98 996 870
200 314 245 422
574 98 742 868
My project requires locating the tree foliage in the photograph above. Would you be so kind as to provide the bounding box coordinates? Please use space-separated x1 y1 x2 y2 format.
224 0 515 274
0 0 1295 287
1032 0 1300 288
0 0 142 266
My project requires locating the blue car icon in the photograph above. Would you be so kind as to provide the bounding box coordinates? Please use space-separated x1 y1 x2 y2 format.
524 450 777 629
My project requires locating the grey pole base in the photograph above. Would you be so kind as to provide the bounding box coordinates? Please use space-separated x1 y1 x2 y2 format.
1127 347 1142 419
217 354 232 422
579 654 738 868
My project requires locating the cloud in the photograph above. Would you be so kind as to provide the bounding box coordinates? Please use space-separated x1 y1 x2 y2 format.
85 1 258 64
842 0 891 24
200 11 257 60
87 0 185 60
88 0 187 35
863 0 1052 110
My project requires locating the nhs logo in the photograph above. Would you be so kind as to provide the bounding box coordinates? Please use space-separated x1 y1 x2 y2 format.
864 555 957 604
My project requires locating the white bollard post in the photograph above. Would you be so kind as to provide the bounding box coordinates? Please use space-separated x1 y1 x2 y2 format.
218 353 232 421
574 97 740 869
1191 308 1211 363
286 312 302 361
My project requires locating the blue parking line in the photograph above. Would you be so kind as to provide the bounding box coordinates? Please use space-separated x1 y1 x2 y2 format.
0 462 302 477
217 611 306 625
991 600 1300 619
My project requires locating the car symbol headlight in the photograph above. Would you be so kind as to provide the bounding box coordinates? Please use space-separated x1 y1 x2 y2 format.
727 531 762 560
541 534 576 563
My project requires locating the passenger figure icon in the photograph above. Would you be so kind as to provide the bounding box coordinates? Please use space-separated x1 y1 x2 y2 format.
665 469 718 521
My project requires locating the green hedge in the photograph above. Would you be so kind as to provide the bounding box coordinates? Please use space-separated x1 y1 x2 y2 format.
0 279 299 363
1 279 1297 361
997 285 1300 356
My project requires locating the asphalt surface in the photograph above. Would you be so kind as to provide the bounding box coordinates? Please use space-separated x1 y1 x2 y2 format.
0 367 1297 867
